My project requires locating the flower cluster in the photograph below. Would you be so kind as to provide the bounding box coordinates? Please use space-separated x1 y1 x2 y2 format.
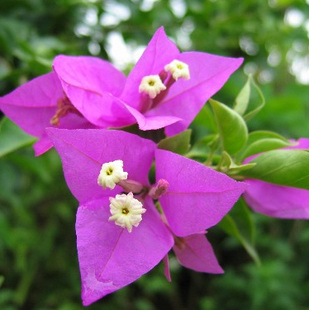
0 27 243 155
2 26 307 307
47 128 245 305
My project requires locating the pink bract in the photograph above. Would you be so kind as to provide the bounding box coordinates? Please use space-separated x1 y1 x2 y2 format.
0 72 96 155
53 27 243 134
0 27 243 155
47 128 245 305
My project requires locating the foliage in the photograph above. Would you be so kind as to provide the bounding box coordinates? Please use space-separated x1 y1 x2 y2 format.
1 0 309 309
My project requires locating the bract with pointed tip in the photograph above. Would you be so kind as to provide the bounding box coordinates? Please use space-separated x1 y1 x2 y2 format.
48 128 245 305
156 149 247 236
173 233 224 274
53 27 243 134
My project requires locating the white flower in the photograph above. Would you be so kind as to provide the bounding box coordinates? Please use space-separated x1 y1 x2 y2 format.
97 160 128 189
109 192 146 232
139 75 166 99
164 60 190 81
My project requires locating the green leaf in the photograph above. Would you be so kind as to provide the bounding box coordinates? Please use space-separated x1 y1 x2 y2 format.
219 199 260 265
157 129 191 155
0 117 36 158
242 77 265 121
246 130 291 143
191 104 218 133
219 151 256 174
235 130 292 162
210 99 248 155
242 138 293 159
242 149 309 190
233 75 251 116
185 134 218 160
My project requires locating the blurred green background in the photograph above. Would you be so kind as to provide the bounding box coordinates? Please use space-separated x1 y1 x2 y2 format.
0 0 309 309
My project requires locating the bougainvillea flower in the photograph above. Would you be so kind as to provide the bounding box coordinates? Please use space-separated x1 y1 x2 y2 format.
244 138 309 218
47 128 245 305
0 27 242 155
53 27 243 135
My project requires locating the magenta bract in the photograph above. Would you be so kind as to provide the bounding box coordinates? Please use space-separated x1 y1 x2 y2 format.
0 72 96 155
53 27 243 134
47 128 245 305
0 27 242 155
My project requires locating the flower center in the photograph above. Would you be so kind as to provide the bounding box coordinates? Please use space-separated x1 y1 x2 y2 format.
122 207 129 214
106 167 113 176
139 75 167 99
138 59 190 111
109 192 146 232
97 160 128 189
164 60 190 81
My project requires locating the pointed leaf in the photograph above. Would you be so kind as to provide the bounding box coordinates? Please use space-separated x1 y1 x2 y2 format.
243 77 265 121
219 151 256 174
210 99 248 155
242 138 293 160
0 117 36 157
191 105 218 134
185 134 217 160
236 130 293 161
246 130 291 144
233 75 251 115
243 149 309 190
157 129 191 155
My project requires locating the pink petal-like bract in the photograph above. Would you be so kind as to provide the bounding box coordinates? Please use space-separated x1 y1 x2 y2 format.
244 138 309 219
156 149 246 237
52 27 243 133
120 27 243 133
76 197 173 306
288 138 309 150
0 72 95 155
173 233 224 274
1 27 243 153
120 27 179 111
162 254 172 282
244 179 309 218
47 128 156 203
48 128 173 305
149 51 244 136
53 55 133 128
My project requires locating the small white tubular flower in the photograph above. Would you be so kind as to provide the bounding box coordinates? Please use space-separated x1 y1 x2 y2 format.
164 60 190 81
109 192 146 232
97 160 128 190
139 75 166 99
